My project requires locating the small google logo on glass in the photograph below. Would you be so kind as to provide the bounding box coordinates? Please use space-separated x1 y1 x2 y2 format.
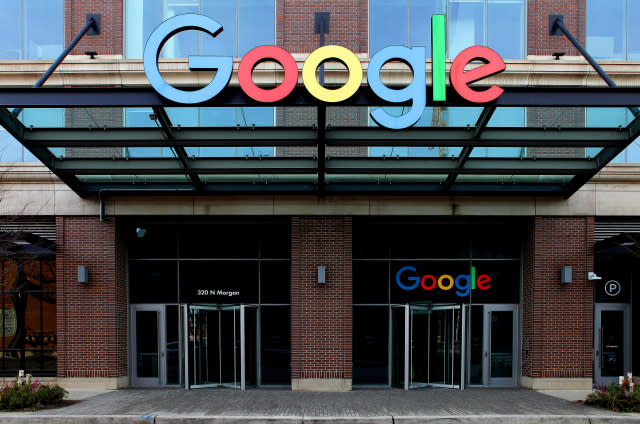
395 266 491 297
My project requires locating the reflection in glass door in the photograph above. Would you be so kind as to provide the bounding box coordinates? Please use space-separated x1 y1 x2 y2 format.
595 304 630 386
410 305 429 388
186 304 257 389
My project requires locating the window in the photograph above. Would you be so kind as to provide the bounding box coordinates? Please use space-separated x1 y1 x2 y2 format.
125 0 275 59
0 252 56 376
369 0 525 58
0 0 64 60
587 0 640 60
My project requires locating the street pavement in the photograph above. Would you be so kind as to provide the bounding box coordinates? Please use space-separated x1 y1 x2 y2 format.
0 387 639 423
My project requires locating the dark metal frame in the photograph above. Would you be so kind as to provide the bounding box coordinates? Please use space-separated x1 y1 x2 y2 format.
0 85 638 198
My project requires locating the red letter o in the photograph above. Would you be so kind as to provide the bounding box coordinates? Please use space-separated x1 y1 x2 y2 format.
238 45 298 103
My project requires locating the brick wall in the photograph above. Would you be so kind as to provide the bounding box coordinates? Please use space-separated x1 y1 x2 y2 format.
527 0 586 56
56 216 127 379
65 0 123 56
291 216 352 383
522 216 594 379
276 0 368 54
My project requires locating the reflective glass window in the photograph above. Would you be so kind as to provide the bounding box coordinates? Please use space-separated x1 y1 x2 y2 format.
0 256 56 376
587 0 626 59
370 0 524 58
24 0 64 59
125 0 275 58
0 1 63 60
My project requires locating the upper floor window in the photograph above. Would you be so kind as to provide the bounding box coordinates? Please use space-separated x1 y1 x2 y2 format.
587 0 640 60
0 0 64 60
125 0 275 59
369 0 525 59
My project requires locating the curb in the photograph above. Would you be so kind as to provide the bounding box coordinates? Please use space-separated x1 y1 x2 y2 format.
0 415 638 424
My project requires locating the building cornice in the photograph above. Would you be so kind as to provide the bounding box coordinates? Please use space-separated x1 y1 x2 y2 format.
1 55 640 88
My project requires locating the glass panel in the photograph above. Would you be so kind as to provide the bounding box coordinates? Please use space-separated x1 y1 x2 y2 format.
353 306 389 385
24 0 63 59
429 308 453 384
410 306 428 387
165 305 180 385
180 261 259 304
220 307 240 387
353 261 389 304
587 0 626 59
469 305 483 384
487 107 526 127
77 175 189 183
180 224 259 258
260 306 290 385
490 310 513 378
370 0 408 55
260 223 291 259
238 0 274 56
488 0 524 59
243 306 258 387
0 131 28 162
125 108 156 127
630 0 640 60
0 3 20 59
162 0 199 58
189 307 220 385
449 0 485 57
136 311 159 378
260 261 290 304
128 224 178 259
129 261 178 303
409 0 446 49
455 175 574 184
601 310 624 377
201 0 237 57
125 0 162 58
391 306 405 388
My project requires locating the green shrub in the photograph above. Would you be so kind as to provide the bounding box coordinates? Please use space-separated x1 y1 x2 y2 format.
0 374 67 411
584 381 640 413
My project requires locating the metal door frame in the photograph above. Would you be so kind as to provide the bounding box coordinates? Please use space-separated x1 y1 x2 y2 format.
594 303 631 386
131 304 166 387
483 304 518 387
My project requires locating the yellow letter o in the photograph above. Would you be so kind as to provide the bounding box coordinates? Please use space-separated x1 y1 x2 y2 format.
302 45 362 103
438 274 454 290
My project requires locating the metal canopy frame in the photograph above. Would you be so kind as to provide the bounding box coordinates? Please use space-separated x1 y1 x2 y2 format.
0 85 639 198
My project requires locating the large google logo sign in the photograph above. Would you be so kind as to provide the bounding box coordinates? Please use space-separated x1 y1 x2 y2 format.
395 266 491 298
144 14 506 130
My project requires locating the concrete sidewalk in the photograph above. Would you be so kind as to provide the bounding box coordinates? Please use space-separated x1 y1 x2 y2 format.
0 387 638 423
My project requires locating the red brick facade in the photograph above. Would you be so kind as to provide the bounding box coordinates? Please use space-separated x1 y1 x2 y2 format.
527 0 586 57
522 217 594 379
291 216 352 382
56 216 127 380
65 0 123 56
276 0 368 54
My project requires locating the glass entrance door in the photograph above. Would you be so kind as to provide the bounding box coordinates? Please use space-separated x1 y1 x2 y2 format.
595 303 630 386
132 305 164 386
391 304 464 389
483 305 518 387
186 304 257 389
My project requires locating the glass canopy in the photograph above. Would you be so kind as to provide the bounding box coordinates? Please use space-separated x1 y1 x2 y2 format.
0 85 639 197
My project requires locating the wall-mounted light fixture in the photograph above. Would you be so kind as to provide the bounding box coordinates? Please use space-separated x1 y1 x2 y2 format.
561 266 572 283
317 266 326 284
78 265 88 284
